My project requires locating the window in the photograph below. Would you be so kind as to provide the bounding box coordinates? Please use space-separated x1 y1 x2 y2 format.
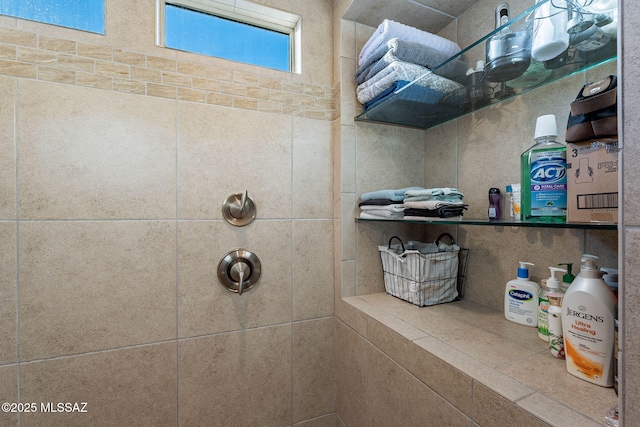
157 0 300 73
0 0 104 34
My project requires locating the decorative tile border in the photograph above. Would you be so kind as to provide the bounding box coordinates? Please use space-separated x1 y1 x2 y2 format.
0 27 338 121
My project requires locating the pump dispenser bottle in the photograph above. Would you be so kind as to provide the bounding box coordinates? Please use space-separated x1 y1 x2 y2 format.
520 114 567 222
538 267 566 341
505 262 540 326
558 262 575 291
562 255 616 387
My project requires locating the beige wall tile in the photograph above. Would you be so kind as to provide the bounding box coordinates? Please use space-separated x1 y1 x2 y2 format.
17 80 176 219
178 326 292 426
293 220 334 320
0 76 15 219
19 221 177 360
77 42 112 61
147 82 177 99
0 27 36 47
293 117 333 218
473 383 548 427
76 72 112 89
367 345 471 427
37 65 75 84
498 351 616 424
291 0 333 87
57 53 94 72
335 319 367 427
0 44 16 60
177 220 292 337
112 78 146 94
0 59 36 78
16 46 56 65
177 102 292 219
95 60 129 78
367 318 472 416
38 36 76 54
20 343 177 426
0 365 18 427
0 223 16 364
113 49 146 67
234 96 259 110
293 318 336 422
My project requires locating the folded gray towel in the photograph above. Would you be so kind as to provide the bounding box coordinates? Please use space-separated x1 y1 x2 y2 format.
355 38 467 85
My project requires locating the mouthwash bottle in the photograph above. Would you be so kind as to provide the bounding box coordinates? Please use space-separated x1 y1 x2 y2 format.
520 114 567 222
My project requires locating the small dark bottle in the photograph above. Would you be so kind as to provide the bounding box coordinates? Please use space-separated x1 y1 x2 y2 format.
488 188 501 220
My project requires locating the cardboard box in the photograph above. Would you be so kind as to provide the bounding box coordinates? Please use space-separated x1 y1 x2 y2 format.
566 138 619 223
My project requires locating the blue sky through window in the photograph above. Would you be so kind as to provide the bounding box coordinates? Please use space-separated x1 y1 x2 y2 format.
0 0 104 34
165 4 290 72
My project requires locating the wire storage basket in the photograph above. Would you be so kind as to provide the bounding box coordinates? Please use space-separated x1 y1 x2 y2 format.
378 233 469 307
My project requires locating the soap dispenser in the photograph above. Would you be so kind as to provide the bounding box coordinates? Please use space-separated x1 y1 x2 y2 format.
537 267 566 341
558 262 575 291
505 262 540 327
562 255 616 387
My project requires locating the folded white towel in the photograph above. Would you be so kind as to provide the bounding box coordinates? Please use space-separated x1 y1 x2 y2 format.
360 204 405 213
356 60 462 105
359 19 461 67
404 200 465 210
404 187 464 201
360 211 403 219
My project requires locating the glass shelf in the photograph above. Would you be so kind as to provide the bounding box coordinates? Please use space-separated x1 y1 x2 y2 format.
354 0 617 130
356 216 617 230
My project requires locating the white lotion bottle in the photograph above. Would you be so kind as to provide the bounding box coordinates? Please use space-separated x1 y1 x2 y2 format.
532 0 570 62
537 267 566 341
548 292 565 359
562 255 617 387
505 262 540 327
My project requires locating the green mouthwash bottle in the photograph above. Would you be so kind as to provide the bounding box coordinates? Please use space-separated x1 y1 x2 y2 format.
520 114 567 223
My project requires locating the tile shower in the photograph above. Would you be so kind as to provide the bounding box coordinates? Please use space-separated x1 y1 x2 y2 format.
1 0 639 426
0 0 335 425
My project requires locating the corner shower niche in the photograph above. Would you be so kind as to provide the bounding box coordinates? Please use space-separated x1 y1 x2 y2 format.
345 1 620 425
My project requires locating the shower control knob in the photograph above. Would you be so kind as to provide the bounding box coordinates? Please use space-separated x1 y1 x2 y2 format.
217 249 261 295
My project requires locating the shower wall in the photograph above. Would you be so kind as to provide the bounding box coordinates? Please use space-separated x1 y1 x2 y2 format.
0 0 337 426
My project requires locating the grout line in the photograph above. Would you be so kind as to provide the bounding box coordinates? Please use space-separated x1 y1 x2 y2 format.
174 95 180 427
14 76 21 427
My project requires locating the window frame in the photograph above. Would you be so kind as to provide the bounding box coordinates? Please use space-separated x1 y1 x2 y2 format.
156 0 301 73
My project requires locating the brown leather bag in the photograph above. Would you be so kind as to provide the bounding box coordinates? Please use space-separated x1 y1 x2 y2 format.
565 75 617 143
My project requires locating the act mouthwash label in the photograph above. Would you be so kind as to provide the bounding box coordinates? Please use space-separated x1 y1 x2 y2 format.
528 149 567 217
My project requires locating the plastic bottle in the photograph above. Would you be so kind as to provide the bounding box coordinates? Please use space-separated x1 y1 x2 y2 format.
548 292 565 359
558 262 575 292
538 267 566 341
511 183 521 220
488 188 501 220
532 0 570 62
504 262 540 327
502 185 513 220
520 114 567 223
562 255 616 387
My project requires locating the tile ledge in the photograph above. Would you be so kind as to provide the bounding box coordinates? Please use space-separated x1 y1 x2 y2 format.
340 293 617 427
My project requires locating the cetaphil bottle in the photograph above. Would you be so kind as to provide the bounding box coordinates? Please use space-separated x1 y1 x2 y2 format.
520 114 567 223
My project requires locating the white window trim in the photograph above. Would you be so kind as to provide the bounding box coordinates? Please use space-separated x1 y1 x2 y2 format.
156 0 301 73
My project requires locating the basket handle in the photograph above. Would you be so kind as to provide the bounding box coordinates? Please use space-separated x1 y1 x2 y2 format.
387 236 405 252
435 233 455 246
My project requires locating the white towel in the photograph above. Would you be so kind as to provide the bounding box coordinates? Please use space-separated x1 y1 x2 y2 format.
359 19 461 67
404 200 465 210
360 211 403 219
360 204 405 213
356 60 462 105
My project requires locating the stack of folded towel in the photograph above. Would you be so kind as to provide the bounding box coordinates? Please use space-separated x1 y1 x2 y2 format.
403 188 467 219
359 187 468 219
356 20 468 109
